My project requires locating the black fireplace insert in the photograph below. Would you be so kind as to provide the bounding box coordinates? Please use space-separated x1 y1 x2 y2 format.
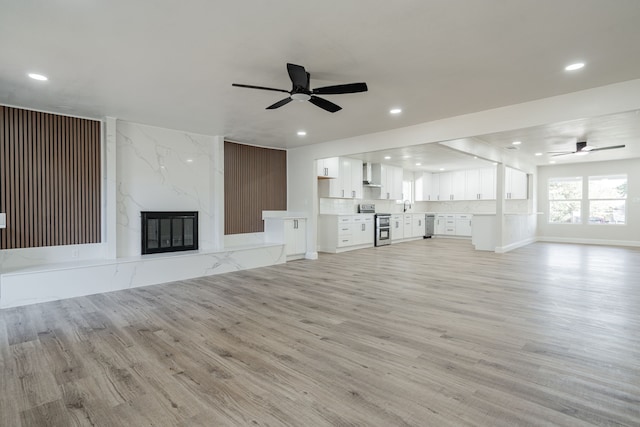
141 211 198 255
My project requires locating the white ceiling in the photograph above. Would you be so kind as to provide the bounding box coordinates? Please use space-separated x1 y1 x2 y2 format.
2 1 640 166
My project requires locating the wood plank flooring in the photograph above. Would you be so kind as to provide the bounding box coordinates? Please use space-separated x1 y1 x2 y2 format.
1 239 639 426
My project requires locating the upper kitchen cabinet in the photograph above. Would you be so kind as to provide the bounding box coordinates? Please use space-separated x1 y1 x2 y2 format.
505 167 528 200
466 167 496 200
318 157 363 199
437 171 466 201
317 157 339 179
415 172 434 201
371 163 403 200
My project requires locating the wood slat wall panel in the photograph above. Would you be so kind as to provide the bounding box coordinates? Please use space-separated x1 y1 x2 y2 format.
0 106 101 249
224 141 287 235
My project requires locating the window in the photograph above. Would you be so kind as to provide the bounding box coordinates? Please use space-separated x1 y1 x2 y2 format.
402 180 413 203
588 175 627 224
548 177 582 224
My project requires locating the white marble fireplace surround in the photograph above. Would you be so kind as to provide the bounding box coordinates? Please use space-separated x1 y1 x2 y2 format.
0 120 286 309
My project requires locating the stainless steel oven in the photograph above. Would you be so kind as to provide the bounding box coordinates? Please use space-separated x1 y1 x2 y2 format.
375 213 391 246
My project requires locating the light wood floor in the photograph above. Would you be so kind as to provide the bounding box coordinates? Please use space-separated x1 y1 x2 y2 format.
1 239 639 426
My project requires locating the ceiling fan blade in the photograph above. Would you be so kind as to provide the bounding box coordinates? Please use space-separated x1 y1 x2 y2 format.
589 144 626 152
547 151 574 154
551 152 575 157
313 82 368 95
309 95 342 113
232 83 290 94
266 97 293 110
287 63 308 90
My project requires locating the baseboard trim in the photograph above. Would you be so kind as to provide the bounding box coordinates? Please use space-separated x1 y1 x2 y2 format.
495 237 537 253
536 237 640 247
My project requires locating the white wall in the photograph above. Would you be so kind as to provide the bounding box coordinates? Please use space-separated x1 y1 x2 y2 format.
537 158 640 246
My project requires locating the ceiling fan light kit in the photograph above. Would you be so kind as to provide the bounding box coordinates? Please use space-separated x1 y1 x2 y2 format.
232 63 368 113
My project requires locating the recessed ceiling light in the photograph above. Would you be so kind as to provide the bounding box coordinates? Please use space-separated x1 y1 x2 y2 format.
493 162 498 165
384 156 391 160
186 159 194 163
297 131 306 136
390 108 402 114
28 73 48 81
565 62 585 71
512 141 522 145
473 156 478 159
403 155 411 159
439 168 445 171
415 162 421 166
535 152 543 156
549 160 556 164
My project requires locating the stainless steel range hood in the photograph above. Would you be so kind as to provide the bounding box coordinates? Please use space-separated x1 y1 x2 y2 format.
362 163 382 187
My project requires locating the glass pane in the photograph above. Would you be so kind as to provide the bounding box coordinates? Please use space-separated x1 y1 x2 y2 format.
160 218 171 248
147 219 159 249
184 218 194 246
548 177 582 200
172 218 183 246
589 200 626 224
549 201 581 224
588 175 627 199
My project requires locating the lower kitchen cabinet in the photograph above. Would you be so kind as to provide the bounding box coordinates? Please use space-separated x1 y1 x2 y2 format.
411 215 424 237
435 215 446 235
285 219 307 259
444 214 457 235
264 215 307 261
433 213 473 237
455 214 472 236
403 214 413 239
391 214 404 242
318 214 375 253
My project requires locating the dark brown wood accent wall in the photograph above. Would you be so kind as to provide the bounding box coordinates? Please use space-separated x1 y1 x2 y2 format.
224 141 286 234
0 106 101 249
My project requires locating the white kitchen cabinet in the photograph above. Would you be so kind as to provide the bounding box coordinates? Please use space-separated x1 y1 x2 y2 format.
403 214 413 239
415 172 434 201
438 172 452 201
444 214 456 235
466 167 496 200
465 169 480 200
318 157 363 199
451 171 466 200
373 163 403 200
264 215 307 261
505 167 528 200
412 214 425 237
435 214 446 234
391 214 404 241
455 214 472 236
479 167 496 200
437 171 465 201
317 214 375 253
431 174 440 201
352 215 374 246
317 157 339 178
285 219 307 259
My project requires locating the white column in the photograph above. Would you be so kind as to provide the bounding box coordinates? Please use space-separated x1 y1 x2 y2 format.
210 136 225 250
495 163 505 252
103 117 117 259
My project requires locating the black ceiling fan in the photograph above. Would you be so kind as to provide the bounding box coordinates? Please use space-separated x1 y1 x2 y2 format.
232 63 368 113
548 141 626 157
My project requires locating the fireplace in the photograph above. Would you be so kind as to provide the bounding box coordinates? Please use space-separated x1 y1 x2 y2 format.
141 211 198 255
